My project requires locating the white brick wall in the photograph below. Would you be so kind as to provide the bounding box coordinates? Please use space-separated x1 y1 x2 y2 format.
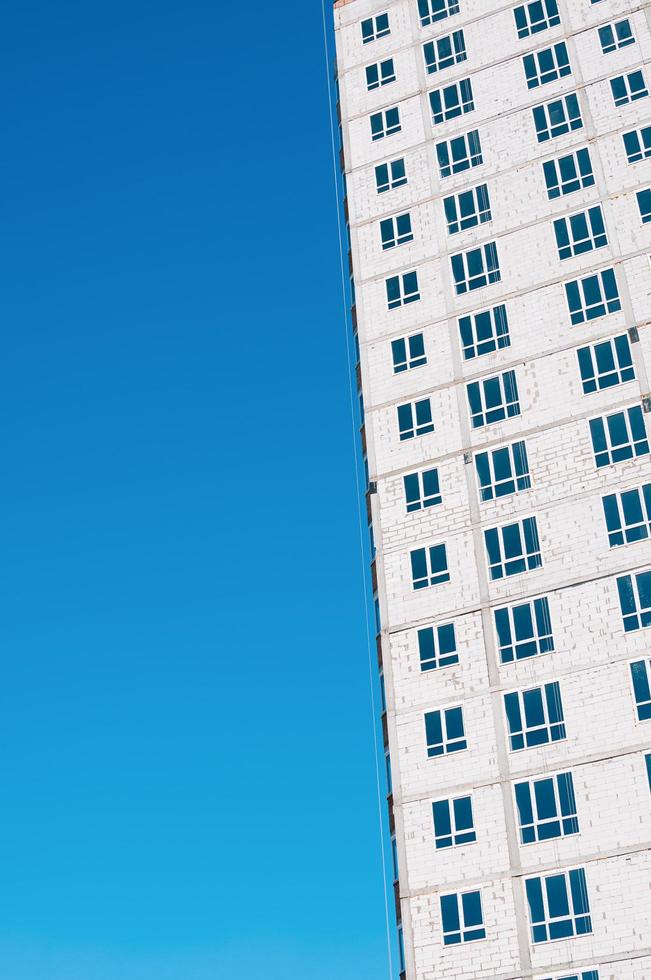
334 0 651 977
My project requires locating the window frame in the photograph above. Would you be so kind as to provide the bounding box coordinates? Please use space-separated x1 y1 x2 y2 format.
565 267 621 324
436 129 483 178
410 542 450 590
533 92 583 143
494 595 554 663
432 795 476 849
440 889 486 945
375 157 407 194
514 770 579 845
484 515 542 581
475 440 531 502
429 77 475 125
504 680 565 751
553 205 608 260
599 17 635 54
630 658 651 721
424 705 467 757
543 146 594 199
466 369 520 429
404 467 441 512
513 0 561 39
577 332 635 394
523 40 571 89
458 303 510 360
417 621 458 671
589 404 649 468
423 29 467 74
603 483 651 547
451 241 501 294
443 182 491 235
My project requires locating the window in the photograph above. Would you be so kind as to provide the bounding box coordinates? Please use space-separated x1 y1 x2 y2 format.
361 13 390 43
533 93 582 142
539 972 599 980
423 29 466 74
523 41 571 88
404 468 441 512
381 212 413 250
618 568 651 632
476 441 531 501
397 397 434 440
611 70 648 107
553 205 607 260
459 304 510 359
418 622 457 671
411 543 449 589
623 125 651 163
386 270 420 309
444 183 491 234
451 242 501 294
436 130 483 178
637 188 651 223
515 771 579 844
603 483 651 547
429 78 474 125
366 58 396 90
565 267 620 324
543 147 594 198
467 370 519 428
440 890 485 945
418 0 459 28
392 333 426 373
504 681 565 751
589 405 649 468
514 0 560 39
525 868 592 943
631 659 651 720
485 516 542 581
577 333 634 394
425 705 466 756
370 106 401 141
433 796 476 848
646 754 651 792
495 596 554 663
375 158 407 193
599 18 635 54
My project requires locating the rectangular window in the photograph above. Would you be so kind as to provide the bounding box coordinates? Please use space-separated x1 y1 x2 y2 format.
589 405 649 468
423 29 466 74
361 13 390 44
476 441 531 502
533 93 583 142
436 129 483 178
631 659 651 720
386 270 420 309
515 771 579 844
444 183 491 234
467 369 519 428
599 18 635 53
495 596 554 663
624 125 651 163
525 868 592 943
404 468 441 512
565 267 621 324
440 890 485 945
524 41 571 88
366 58 396 90
411 543 449 589
578 333 634 394
392 333 426 373
504 681 565 751
380 212 413 250
603 483 651 547
618 568 651 632
538 972 599 980
451 241 500 294
418 622 458 671
429 78 474 125
397 397 434 440
485 516 542 581
554 205 607 260
514 0 560 38
543 147 594 199
611 70 648 106
370 106 401 141
375 157 407 194
418 0 460 28
425 705 466 756
433 796 476 848
459 303 510 359
637 188 651 224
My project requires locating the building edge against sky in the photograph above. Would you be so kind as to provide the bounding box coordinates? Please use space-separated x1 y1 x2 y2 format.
332 1 651 979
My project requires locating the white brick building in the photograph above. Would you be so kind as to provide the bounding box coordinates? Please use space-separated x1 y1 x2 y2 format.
332 1 651 978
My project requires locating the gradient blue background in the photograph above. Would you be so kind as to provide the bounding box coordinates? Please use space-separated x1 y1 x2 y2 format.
1 2 392 977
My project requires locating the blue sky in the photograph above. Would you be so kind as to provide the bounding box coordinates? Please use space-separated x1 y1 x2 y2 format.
1 2 392 977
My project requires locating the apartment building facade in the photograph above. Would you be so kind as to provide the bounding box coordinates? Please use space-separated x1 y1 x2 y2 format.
332 1 651 978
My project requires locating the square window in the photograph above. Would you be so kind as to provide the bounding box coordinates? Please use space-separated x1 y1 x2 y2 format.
599 18 635 54
533 93 583 142
603 483 651 547
525 868 592 943
423 29 467 74
515 771 579 844
370 106 401 141
433 796 476 848
444 183 491 234
375 158 407 194
366 58 396 91
577 333 634 393
411 542 450 589
392 332 426 373
637 188 651 223
467 370 519 428
380 212 413 250
554 205 607 260
589 405 649 468
404 467 441 512
397 397 433 440
386 270 420 310
624 125 651 163
514 0 560 39
504 681 566 751
429 78 474 125
523 41 571 88
440 889 485 944
451 241 501 294
565 267 620 324
495 596 554 663
418 622 457 671
618 568 651 632
631 659 651 720
459 303 510 360
610 70 648 107
485 516 542 580
425 705 466 757
418 0 460 28
476 440 531 501
436 129 483 178
543 147 594 199
361 13 390 44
